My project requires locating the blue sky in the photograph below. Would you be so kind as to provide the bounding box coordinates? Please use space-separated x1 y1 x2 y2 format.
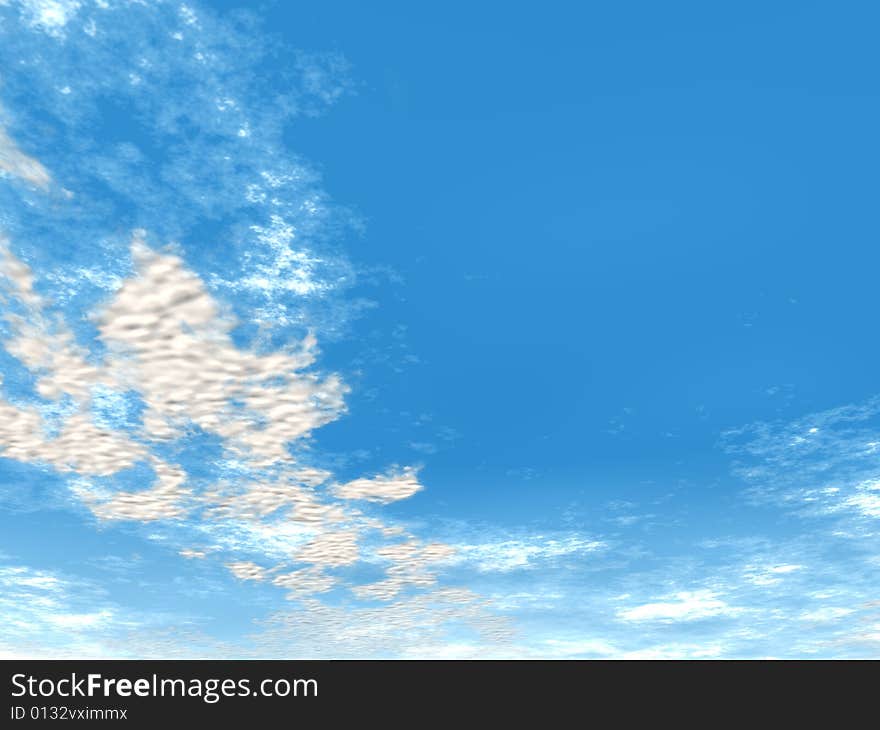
0 0 879 658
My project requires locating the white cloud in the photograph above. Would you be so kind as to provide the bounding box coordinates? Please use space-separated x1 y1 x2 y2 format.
70 458 189 522
0 405 145 477
1 239 483 630
0 237 354 526
44 609 113 629
799 607 854 622
844 486 880 519
294 529 360 567
0 124 52 188
16 0 81 35
724 396 880 526
98 236 347 466
204 479 346 524
271 567 335 598
742 563 804 587
353 541 455 600
333 467 423 503
179 548 206 559
226 561 269 582
618 590 739 623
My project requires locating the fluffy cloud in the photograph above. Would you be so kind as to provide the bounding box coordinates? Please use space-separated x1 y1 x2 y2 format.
271 567 336 598
0 404 144 477
333 467 424 503
0 237 354 523
294 530 360 567
204 479 346 524
70 458 190 522
353 541 456 600
226 561 270 582
0 234 475 644
99 237 347 466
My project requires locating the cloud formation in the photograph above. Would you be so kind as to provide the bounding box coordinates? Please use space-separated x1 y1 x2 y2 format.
0 231 513 654
333 467 424 503
617 590 739 623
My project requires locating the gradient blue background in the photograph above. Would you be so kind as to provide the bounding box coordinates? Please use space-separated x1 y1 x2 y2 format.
284 1 880 512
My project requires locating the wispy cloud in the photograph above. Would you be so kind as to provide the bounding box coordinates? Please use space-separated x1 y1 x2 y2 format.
723 395 880 525
0 123 51 189
449 535 606 573
0 561 129 658
617 590 740 623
